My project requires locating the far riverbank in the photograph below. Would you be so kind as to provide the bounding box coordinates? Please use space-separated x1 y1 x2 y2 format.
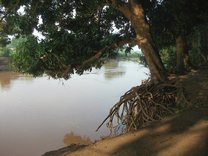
0 57 10 71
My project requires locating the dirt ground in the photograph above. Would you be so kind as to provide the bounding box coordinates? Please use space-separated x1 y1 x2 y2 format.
43 67 208 156
179 67 208 107
64 108 208 156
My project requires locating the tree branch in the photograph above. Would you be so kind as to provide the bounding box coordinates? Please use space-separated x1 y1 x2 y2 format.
0 0 21 22
81 38 136 67
42 38 136 76
105 0 132 21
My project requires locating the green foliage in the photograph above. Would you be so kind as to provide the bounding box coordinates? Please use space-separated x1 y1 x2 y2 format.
149 0 208 71
150 0 208 52
0 20 10 47
0 47 12 57
160 46 177 72
0 0 139 78
117 51 140 58
157 23 208 72
1 0 208 78
11 36 44 76
188 24 208 66
115 45 140 59
188 48 203 66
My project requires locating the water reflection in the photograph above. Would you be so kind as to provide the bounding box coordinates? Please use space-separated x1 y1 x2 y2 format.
64 132 92 145
103 60 126 80
0 72 19 89
0 60 149 156
0 72 33 89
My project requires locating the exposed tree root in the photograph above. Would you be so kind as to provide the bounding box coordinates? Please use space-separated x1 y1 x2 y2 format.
96 80 189 135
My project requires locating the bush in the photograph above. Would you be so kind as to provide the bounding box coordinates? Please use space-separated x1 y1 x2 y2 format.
160 46 176 72
10 35 44 75
0 47 12 57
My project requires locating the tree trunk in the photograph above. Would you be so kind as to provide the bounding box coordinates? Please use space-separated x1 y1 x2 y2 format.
135 37 166 83
176 35 192 74
199 26 208 64
110 0 166 83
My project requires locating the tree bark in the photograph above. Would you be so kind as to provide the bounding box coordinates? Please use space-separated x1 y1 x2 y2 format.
110 0 166 83
176 35 192 74
199 26 208 64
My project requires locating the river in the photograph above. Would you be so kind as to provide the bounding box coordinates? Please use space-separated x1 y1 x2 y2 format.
0 59 149 156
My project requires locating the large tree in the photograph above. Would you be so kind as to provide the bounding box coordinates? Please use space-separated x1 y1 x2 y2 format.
150 0 208 74
0 0 166 83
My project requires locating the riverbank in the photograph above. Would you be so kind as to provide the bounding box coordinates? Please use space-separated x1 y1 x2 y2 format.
43 108 208 156
45 108 208 156
43 67 208 156
0 57 10 71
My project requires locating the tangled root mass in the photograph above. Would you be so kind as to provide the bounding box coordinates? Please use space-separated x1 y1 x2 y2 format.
96 80 188 135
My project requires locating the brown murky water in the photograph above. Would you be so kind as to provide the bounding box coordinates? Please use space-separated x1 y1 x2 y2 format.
0 60 148 156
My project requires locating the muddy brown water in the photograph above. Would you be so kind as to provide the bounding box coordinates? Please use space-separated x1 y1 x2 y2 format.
0 60 148 156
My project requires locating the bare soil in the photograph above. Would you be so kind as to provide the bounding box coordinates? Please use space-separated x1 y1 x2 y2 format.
64 108 208 156
179 67 208 107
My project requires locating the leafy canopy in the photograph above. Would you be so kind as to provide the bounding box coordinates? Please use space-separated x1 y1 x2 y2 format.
0 0 141 78
150 0 208 48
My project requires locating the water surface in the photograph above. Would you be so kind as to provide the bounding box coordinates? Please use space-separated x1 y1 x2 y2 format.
0 60 149 156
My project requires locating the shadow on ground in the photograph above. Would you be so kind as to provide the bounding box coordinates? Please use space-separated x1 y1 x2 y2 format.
65 107 208 156
110 107 208 156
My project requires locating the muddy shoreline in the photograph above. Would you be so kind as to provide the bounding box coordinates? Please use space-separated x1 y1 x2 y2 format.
42 144 87 156
42 107 208 156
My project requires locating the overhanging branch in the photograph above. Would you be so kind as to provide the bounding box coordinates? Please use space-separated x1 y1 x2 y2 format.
81 38 136 67
41 38 136 77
